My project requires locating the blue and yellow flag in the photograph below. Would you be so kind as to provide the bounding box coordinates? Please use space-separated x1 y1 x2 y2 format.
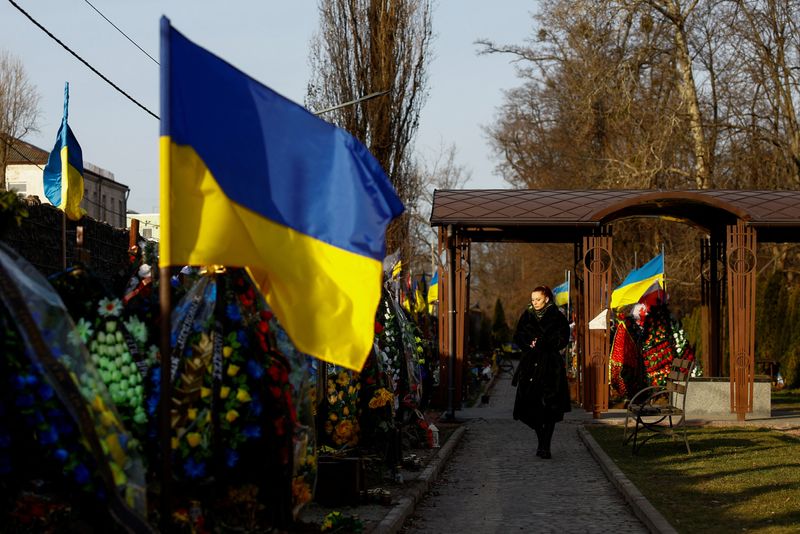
427 271 438 304
159 19 404 371
43 83 85 221
610 253 664 309
427 271 439 315
552 279 569 307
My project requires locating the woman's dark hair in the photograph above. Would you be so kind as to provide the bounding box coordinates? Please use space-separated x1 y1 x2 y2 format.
532 285 554 303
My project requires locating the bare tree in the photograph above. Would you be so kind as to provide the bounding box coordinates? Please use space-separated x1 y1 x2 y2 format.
479 0 697 191
0 50 40 190
407 143 471 274
307 0 433 260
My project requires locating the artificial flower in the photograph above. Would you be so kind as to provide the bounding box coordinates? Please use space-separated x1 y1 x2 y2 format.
97 297 123 318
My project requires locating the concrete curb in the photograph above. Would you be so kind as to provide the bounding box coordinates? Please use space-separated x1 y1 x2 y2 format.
372 425 467 534
576 425 677 534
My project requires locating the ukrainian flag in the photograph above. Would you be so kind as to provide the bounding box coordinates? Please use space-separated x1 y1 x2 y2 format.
43 83 85 221
610 253 665 309
427 271 438 304
552 279 569 307
159 19 404 371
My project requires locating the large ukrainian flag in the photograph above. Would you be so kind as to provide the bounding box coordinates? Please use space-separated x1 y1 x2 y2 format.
159 19 404 371
43 83 85 221
610 253 664 309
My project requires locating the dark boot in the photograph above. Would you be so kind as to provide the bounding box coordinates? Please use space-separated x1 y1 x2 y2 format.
534 425 545 457
540 422 555 459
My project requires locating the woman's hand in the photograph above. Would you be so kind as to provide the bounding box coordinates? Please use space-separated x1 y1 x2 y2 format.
530 338 537 348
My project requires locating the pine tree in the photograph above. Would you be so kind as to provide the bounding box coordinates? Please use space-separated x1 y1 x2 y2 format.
491 298 511 347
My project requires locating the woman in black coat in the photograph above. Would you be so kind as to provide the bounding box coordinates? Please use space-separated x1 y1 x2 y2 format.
512 285 571 459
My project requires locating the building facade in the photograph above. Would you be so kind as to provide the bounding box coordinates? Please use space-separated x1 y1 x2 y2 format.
4 138 129 228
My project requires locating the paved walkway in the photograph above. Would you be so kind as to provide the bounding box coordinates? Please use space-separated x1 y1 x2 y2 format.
400 374 648 533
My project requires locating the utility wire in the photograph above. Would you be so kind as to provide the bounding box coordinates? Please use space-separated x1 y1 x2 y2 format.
81 0 159 65
7 0 159 120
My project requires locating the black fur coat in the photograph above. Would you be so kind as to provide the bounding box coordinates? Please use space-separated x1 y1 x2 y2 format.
511 304 571 426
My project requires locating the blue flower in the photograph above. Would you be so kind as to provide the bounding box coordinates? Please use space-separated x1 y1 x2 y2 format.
226 304 242 322
184 458 207 479
243 425 261 439
54 448 69 462
38 426 59 445
246 360 264 379
38 383 55 401
74 463 90 484
53 417 74 436
147 396 159 416
237 330 249 348
249 398 263 418
12 375 28 390
225 448 239 468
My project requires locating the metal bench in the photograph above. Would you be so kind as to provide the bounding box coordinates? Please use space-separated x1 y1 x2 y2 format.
623 358 695 454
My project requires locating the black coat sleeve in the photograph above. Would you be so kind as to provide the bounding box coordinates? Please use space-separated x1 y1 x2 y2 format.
534 306 570 354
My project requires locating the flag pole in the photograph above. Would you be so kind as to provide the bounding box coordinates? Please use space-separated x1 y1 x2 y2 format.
661 243 666 297
158 16 173 528
62 210 67 269
566 269 571 320
61 83 69 269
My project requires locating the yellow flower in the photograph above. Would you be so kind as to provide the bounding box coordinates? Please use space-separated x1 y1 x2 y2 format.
187 408 198 421
225 409 239 423
100 410 116 427
186 432 202 448
171 437 179 450
105 434 127 467
236 388 252 402
227 364 240 377
220 386 230 399
343 406 350 416
91 395 106 412
110 462 127 486
223 346 233 358
328 394 338 404
336 371 350 386
329 412 338 421
201 387 212 398
369 388 394 409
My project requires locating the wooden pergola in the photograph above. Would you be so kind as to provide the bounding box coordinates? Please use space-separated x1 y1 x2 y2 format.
430 189 800 420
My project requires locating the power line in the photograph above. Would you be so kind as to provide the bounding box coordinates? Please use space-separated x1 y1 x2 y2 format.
81 0 159 66
7 0 159 120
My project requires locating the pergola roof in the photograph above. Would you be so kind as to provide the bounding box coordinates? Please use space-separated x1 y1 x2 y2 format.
430 189 800 243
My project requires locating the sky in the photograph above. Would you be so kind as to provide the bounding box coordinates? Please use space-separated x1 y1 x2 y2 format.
1 1 538 213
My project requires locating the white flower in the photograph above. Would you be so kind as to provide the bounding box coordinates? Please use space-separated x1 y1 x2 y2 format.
98 297 123 318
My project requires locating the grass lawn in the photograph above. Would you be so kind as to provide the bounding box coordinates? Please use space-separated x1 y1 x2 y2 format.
772 388 800 415
586 423 800 533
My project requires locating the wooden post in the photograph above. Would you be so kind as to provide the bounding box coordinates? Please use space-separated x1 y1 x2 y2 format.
727 221 757 421
582 230 612 418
